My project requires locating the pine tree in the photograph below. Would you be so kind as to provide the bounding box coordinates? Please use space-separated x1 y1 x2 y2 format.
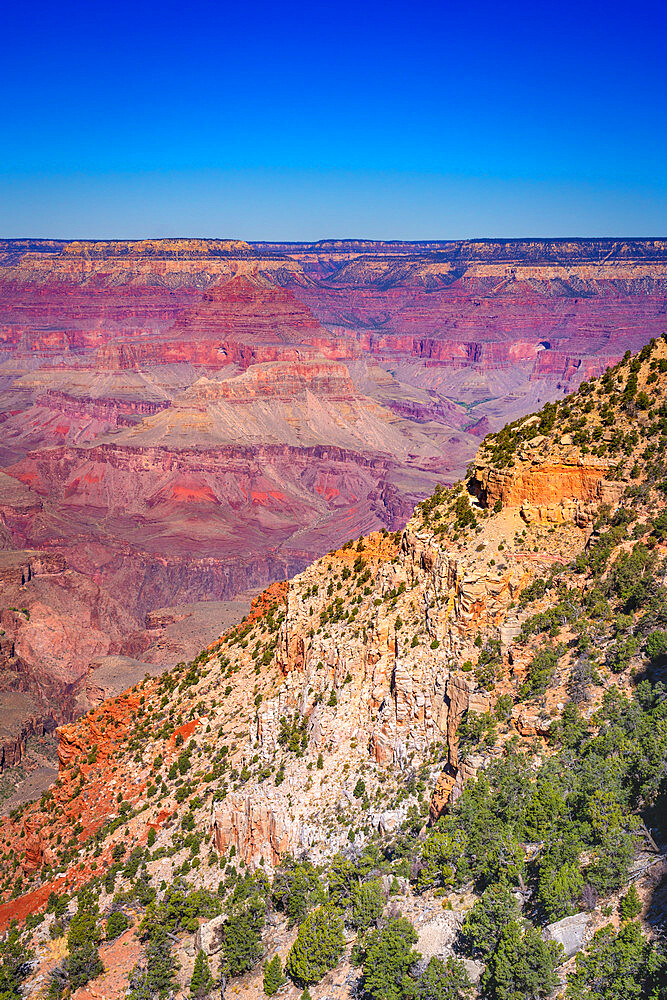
220 894 266 976
483 920 561 1000
145 924 178 998
263 955 286 996
285 906 345 986
361 916 420 1000
190 950 214 999
619 885 642 921
350 879 386 931
106 910 130 940
0 924 35 1000
126 964 152 1000
414 957 473 1000
461 884 522 959
66 889 104 989
566 921 667 1000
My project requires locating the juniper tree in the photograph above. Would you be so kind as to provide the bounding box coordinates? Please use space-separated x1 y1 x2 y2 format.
285 906 345 986
360 917 420 1000
190 950 214 999
66 888 104 989
262 955 286 996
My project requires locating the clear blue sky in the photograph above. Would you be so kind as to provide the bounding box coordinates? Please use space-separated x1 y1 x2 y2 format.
1 0 665 239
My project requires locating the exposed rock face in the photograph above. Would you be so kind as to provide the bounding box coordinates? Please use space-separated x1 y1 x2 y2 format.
194 914 228 956
211 793 295 866
471 460 608 509
401 528 529 637
545 913 592 958
22 815 45 874
0 712 59 770
416 911 464 962
0 548 136 771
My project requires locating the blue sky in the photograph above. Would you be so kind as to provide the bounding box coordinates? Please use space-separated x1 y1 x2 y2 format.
1 0 665 239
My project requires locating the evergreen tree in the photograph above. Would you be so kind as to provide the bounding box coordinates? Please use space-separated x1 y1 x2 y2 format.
482 920 561 1000
460 883 521 960
220 894 266 976
66 889 104 989
285 906 345 986
145 924 178 998
263 955 286 996
272 857 325 925
361 916 420 1000
537 861 584 922
127 964 152 1000
106 910 130 940
566 921 667 1000
619 885 642 921
45 967 66 1000
190 950 214 999
414 957 473 1000
350 878 386 932
0 924 34 1000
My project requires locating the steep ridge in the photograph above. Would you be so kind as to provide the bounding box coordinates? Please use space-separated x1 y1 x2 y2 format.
1 339 665 999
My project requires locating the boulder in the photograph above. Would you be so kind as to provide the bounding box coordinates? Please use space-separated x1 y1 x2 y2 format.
416 911 463 961
544 912 591 959
462 958 484 984
194 913 227 956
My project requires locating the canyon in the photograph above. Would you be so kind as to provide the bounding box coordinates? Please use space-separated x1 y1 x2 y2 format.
0 237 665 763
0 339 665 1000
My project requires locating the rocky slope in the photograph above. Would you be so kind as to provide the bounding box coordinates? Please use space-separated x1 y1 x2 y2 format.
0 338 666 999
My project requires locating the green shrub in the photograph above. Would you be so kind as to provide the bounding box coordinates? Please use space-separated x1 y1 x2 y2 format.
143 924 177 999
606 636 639 673
494 694 513 722
349 879 386 932
416 824 468 892
105 910 130 940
